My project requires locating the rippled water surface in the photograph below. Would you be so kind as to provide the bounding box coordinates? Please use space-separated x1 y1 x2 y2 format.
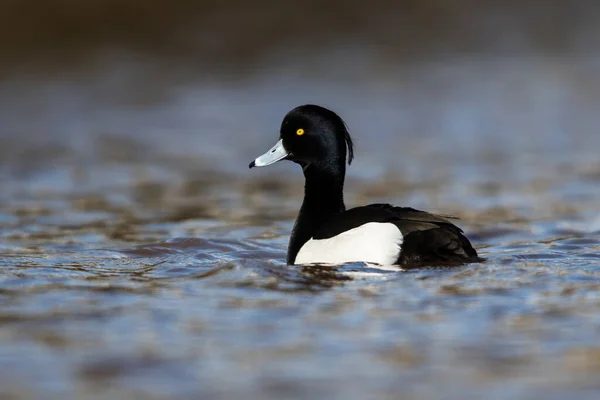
3 3 600 398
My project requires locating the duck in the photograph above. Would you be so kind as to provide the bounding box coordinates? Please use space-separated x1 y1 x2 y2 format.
249 104 482 267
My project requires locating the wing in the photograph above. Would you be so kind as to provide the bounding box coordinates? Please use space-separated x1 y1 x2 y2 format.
312 203 458 239
313 203 481 267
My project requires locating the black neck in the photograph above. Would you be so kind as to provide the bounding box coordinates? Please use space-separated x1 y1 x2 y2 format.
287 163 346 264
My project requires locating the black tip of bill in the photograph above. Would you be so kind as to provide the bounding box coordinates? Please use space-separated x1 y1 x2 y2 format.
249 160 256 169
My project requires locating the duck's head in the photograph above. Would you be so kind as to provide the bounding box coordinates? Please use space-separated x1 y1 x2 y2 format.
249 105 354 172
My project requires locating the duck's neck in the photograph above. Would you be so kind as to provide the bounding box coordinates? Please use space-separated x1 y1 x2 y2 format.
287 164 346 264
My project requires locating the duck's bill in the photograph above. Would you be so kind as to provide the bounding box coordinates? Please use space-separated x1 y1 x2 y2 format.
249 139 289 168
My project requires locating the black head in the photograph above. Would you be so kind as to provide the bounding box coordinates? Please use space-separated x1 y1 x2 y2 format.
249 105 354 171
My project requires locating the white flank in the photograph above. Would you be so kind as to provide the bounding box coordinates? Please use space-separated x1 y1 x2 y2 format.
294 222 403 266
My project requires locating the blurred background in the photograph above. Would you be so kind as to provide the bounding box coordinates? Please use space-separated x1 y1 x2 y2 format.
3 0 600 218
3 0 600 184
2 1 600 399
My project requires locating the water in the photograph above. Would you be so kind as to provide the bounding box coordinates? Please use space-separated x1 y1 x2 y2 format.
3 2 600 399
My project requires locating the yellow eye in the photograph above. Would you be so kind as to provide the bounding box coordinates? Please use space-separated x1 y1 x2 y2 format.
296 128 305 136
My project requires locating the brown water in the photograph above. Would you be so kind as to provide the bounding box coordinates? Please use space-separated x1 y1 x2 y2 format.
2 2 600 399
